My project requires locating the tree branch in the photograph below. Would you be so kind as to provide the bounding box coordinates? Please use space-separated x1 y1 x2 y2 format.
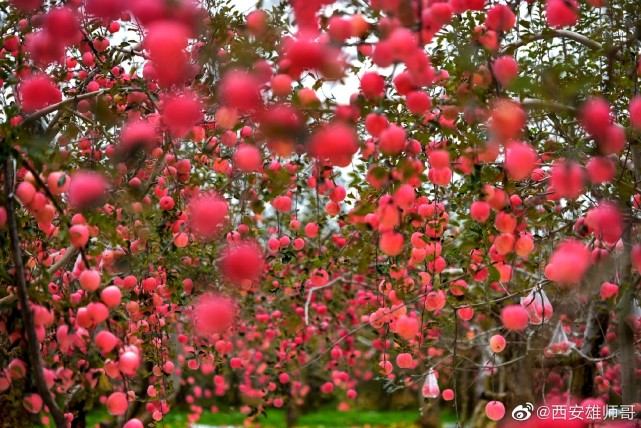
20 90 106 127
304 275 346 326
520 98 576 113
4 160 66 428
502 29 602 55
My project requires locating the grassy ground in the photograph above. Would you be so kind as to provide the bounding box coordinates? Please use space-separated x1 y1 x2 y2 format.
86 408 456 427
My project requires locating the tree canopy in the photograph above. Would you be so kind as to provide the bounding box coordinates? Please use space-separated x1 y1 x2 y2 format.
1 0 641 427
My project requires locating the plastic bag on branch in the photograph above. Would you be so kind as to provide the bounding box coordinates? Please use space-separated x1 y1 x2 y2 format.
520 288 553 325
627 299 641 331
421 368 440 398
544 321 574 357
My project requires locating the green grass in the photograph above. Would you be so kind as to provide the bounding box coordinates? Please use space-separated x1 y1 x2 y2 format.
86 408 446 427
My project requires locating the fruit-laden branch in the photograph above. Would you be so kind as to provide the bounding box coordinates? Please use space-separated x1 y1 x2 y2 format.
3 159 67 428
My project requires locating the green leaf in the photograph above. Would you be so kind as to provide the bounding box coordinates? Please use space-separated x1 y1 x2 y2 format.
487 265 500 283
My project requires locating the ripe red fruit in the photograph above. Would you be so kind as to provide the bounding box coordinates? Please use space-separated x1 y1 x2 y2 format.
585 203 622 244
106 392 128 416
394 316 419 339
490 99 526 140
144 21 192 87
18 74 62 113
16 182 36 205
220 242 264 284
379 124 406 155
545 239 591 286
187 193 228 239
406 91 432 114
489 335 506 353
394 184 415 211
393 71 415 95
309 123 359 167
233 145 262 172
515 234 535 257
161 92 204 138
271 74 292 97
124 420 144 428
372 41 393 67
281 35 325 76
23 393 43 414
85 0 125 19
361 72 385 99
546 0 579 28
492 55 518 86
442 389 455 401
365 113 389 137
500 305 529 330
600 282 619 300
119 120 157 155
425 290 446 311
9 0 42 12
101 286 122 307
387 28 418 61
95 330 119 354
192 294 236 336
630 96 641 129
494 233 515 255
427 2 454 28
396 353 413 368
69 224 89 248
598 124 626 155
25 30 66 66
504 141 537 181
485 5 516 32
549 159 584 199
485 401 505 421
586 157 615 184
68 171 108 210
272 195 292 212
458 306 474 320
221 70 263 112
428 150 450 169
44 7 80 46
580 97 611 139
320 382 335 394
118 351 141 378
470 201 491 222
328 16 352 42
79 270 101 292
246 10 267 35
428 167 452 186
379 231 404 256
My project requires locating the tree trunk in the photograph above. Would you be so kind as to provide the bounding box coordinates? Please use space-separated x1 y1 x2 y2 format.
70 405 87 428
503 331 535 411
570 299 609 398
285 398 298 428
4 160 66 428
418 397 441 428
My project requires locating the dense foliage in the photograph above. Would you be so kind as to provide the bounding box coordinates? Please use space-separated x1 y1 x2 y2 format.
1 0 641 427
